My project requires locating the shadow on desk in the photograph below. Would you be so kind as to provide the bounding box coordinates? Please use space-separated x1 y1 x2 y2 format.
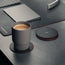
0 50 13 65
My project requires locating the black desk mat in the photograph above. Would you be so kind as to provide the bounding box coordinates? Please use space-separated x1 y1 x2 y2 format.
0 21 65 65
1 0 65 65
22 0 65 28
0 0 65 30
0 0 65 36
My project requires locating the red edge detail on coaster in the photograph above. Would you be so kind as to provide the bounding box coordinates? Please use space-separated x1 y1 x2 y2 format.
36 33 58 41
10 43 34 54
35 27 58 41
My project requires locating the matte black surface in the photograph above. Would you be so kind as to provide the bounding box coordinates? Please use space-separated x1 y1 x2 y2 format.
1 21 65 65
0 0 65 65
22 0 65 28
0 0 65 35
0 0 65 31
0 50 13 65
0 0 21 7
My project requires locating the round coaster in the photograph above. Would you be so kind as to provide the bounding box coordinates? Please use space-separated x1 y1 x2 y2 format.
36 27 58 41
10 43 34 54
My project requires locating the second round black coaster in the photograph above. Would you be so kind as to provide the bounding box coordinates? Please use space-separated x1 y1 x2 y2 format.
36 27 58 41
10 43 34 54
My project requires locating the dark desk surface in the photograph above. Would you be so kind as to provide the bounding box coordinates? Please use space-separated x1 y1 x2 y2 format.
0 0 65 29
0 20 65 65
22 0 65 28
0 0 65 65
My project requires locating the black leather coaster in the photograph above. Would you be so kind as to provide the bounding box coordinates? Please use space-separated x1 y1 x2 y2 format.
10 43 34 54
36 27 58 41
